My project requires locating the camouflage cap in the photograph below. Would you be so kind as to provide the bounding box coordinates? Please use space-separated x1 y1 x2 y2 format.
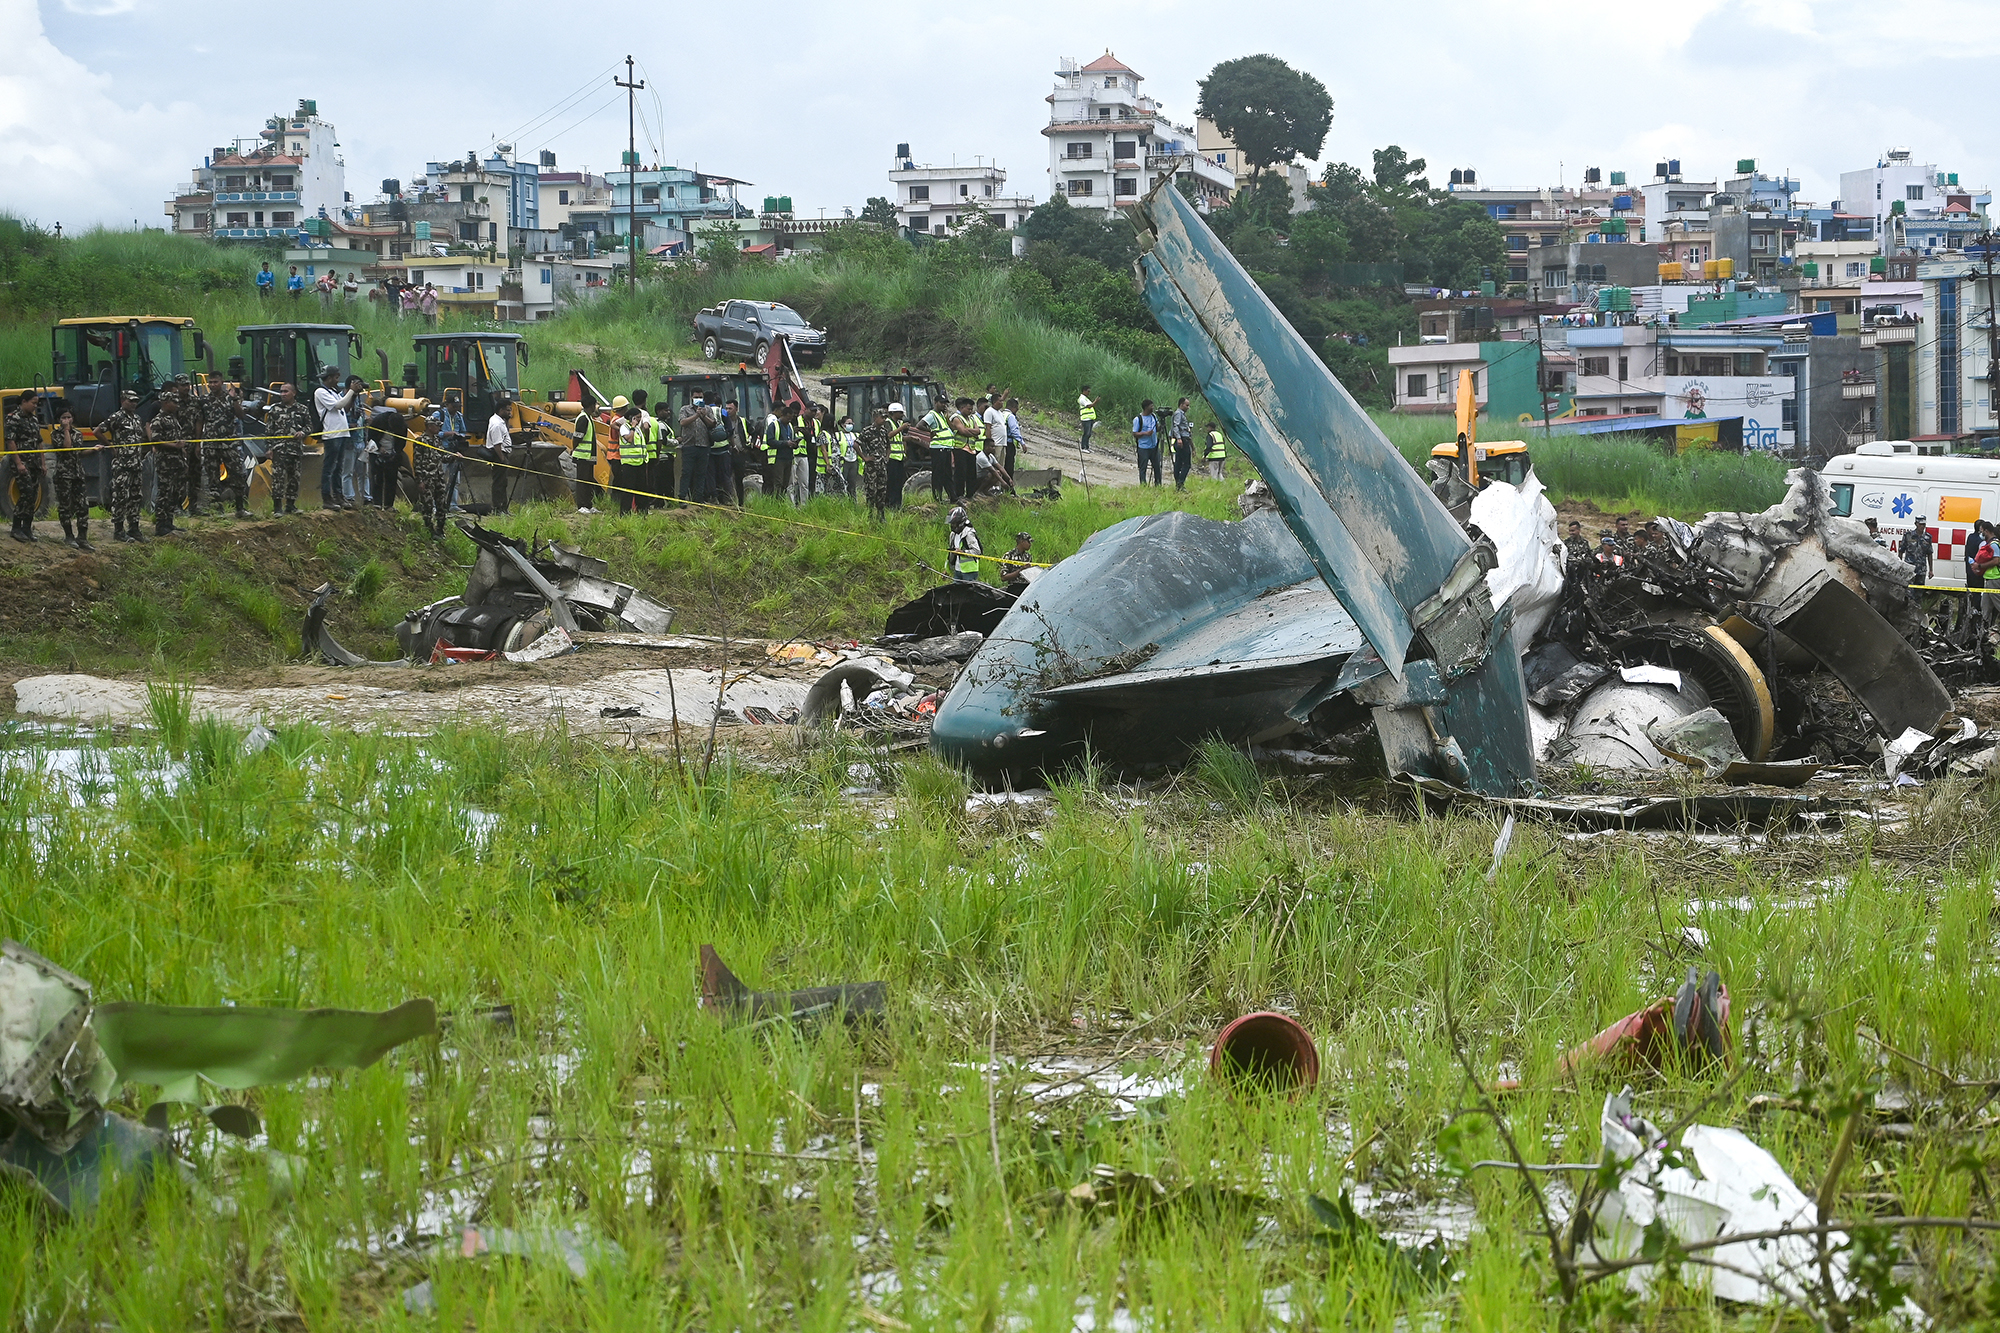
169 373 192 386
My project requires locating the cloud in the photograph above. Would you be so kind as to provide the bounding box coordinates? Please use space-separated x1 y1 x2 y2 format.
59 0 139 13
0 0 198 225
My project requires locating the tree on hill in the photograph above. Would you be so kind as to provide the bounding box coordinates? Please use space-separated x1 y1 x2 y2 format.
1196 56 1334 181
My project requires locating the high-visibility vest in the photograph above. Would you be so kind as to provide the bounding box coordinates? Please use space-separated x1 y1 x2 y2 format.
922 410 950 445
1204 430 1227 461
1985 541 2000 585
571 413 595 460
1078 395 1097 423
632 415 654 464
762 417 782 463
888 424 905 461
599 413 622 464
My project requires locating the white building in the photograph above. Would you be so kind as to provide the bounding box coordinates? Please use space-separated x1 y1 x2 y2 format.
1042 52 1233 212
1839 148 1990 256
167 100 347 241
888 146 1036 235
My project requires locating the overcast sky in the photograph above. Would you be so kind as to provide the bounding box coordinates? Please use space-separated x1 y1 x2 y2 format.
6 0 1995 231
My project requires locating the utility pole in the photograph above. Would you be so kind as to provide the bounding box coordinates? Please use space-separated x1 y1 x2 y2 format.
616 55 645 296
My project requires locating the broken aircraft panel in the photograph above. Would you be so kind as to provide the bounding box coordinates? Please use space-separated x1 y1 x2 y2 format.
930 183 1537 795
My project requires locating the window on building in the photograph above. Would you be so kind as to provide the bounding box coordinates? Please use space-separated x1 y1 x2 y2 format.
642 187 659 203
1066 142 1093 159
1750 231 1772 251
223 175 246 191
1817 300 1832 313
1907 184 1924 201
1506 235 1528 251
1540 233 1558 248
1697 356 1729 376
1543 268 1567 287
1618 355 1628 380
1113 140 1139 160
540 268 552 284
1845 261 1865 278
225 212 248 227
1115 178 1138 197
959 184 969 197
908 185 930 201
1580 357 1610 376
1781 396 1797 431
945 216 957 228
459 184 475 204
1507 265 1528 282
1096 108 1112 119
270 211 294 226
1067 180 1093 198
1406 374 1428 399
253 211 264 226
459 220 480 241
1665 354 1681 375
1734 353 1761 376
558 189 570 205
984 185 993 197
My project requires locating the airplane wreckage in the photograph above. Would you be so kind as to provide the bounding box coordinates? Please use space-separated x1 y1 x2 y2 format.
928 182 1967 796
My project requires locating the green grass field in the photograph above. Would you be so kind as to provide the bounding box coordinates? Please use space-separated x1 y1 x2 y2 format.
3 717 1995 1328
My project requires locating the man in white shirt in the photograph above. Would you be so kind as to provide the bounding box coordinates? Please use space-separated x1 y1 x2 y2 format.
313 368 357 510
485 392 515 514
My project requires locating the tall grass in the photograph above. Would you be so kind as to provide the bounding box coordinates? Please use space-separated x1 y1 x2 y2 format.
1 719 1992 1326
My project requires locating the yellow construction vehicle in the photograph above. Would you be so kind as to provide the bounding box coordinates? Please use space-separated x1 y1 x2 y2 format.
1 316 208 517
1427 367 1533 495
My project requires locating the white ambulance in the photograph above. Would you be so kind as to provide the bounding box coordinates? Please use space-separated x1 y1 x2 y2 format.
1822 442 2000 588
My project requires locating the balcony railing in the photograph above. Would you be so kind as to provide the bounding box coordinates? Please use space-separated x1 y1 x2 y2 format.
213 191 300 203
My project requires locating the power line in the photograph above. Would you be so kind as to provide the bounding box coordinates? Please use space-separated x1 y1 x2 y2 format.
486 63 620 153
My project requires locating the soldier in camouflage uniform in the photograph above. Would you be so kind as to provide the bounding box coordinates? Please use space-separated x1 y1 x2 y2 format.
413 415 448 538
7 392 46 543
203 380 251 518
150 376 195 536
856 407 894 521
49 407 96 549
101 389 148 542
1562 520 1591 569
263 382 313 515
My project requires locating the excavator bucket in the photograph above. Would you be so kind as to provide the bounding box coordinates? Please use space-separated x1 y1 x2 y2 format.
1131 182 1536 795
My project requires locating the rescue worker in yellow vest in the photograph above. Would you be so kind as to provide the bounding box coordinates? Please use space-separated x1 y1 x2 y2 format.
883 402 910 507
924 403 955 503
792 403 824 505
760 406 792 499
588 397 624 510
1203 422 1228 481
1077 384 1098 452
571 391 602 512
632 388 667 509
616 401 646 513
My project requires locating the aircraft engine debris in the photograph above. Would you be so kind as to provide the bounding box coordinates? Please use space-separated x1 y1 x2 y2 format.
308 522 675 666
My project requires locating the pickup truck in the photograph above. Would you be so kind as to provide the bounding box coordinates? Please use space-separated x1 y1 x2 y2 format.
691 300 828 368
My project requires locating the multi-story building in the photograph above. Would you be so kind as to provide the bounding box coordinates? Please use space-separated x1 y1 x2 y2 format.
1194 117 1309 212
887 146 1036 235
166 100 346 241
1637 164 1716 244
413 150 540 249
568 168 751 248
1916 248 2000 439
535 152 611 230
1042 52 1233 212
1444 172 1645 293
1838 149 1991 256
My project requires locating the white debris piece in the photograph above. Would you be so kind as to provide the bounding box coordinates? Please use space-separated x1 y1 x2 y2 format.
1594 1090 1923 1318
1470 473 1564 652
